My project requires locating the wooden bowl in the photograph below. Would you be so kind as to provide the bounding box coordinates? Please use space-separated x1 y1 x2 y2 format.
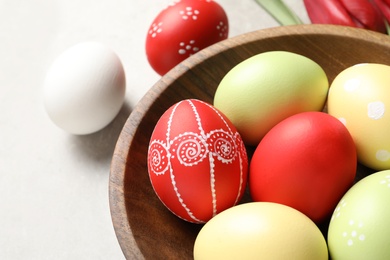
109 24 390 259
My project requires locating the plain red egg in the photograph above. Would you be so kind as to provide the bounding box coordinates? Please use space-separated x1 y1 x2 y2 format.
147 99 248 223
145 0 228 75
249 111 357 224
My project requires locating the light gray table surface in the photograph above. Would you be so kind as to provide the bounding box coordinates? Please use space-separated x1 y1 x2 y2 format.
0 0 309 259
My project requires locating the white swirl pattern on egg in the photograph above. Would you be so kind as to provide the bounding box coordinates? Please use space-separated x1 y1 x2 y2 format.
147 99 245 222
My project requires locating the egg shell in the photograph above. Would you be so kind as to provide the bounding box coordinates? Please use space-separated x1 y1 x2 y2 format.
43 41 126 135
145 0 228 75
213 51 329 146
327 63 390 170
193 202 328 260
249 111 357 224
147 99 248 223
328 170 390 259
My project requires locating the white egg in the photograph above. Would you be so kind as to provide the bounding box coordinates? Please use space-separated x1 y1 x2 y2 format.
43 41 126 135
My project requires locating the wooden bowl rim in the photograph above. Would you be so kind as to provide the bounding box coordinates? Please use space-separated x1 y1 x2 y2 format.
109 24 390 258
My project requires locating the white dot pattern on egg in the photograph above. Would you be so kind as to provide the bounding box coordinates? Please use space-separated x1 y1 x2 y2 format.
331 199 367 247
376 150 390 162
179 6 200 20
178 40 199 55
367 101 385 120
149 22 163 38
379 174 390 187
331 199 347 220
343 220 366 246
344 78 361 92
216 21 228 38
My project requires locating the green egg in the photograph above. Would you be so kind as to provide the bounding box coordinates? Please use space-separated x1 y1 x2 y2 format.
328 170 390 260
213 51 329 146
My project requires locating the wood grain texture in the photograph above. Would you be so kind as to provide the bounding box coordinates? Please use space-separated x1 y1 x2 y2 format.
109 24 390 259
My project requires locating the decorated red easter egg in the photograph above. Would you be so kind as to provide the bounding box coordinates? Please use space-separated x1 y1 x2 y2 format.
145 0 229 75
147 99 248 223
249 111 357 224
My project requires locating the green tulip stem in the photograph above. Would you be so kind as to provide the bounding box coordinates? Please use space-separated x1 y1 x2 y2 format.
385 20 390 35
254 0 303 26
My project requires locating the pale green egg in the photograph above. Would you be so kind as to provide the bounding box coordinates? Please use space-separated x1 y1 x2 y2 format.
328 170 390 259
213 51 329 146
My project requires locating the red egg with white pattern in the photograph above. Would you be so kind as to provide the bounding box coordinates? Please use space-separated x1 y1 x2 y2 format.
147 99 248 223
145 0 229 75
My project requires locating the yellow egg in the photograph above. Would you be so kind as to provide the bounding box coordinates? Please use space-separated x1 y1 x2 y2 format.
213 51 329 146
193 202 328 260
328 63 390 170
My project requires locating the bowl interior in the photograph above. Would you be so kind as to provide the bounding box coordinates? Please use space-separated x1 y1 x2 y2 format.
110 25 390 259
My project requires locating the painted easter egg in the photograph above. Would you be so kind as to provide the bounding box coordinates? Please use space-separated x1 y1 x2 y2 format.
194 202 328 260
147 99 248 223
328 170 390 259
249 112 357 224
328 63 390 170
145 0 228 75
